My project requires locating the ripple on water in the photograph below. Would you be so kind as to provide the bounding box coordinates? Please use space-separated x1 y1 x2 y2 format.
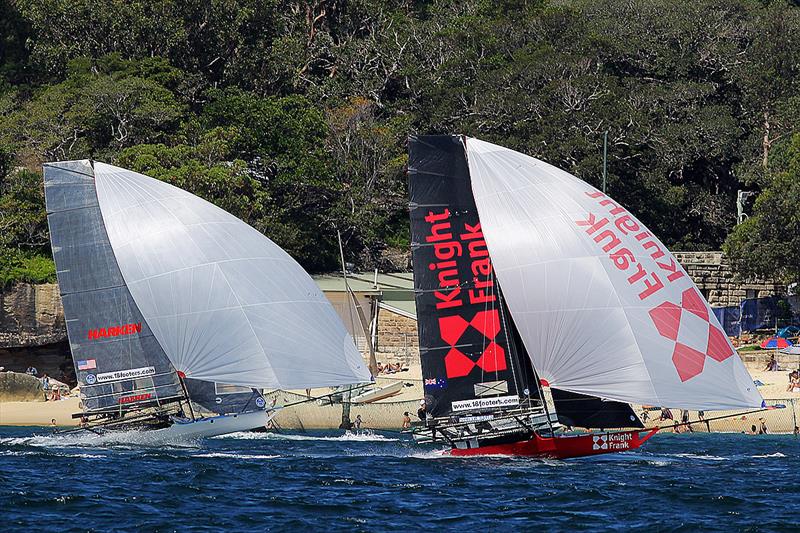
1 428 798 530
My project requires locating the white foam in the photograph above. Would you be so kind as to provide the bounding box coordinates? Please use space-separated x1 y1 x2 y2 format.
751 452 787 458
193 452 280 460
218 430 399 442
669 453 730 461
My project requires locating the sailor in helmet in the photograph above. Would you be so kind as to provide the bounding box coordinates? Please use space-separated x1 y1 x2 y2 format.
417 399 426 421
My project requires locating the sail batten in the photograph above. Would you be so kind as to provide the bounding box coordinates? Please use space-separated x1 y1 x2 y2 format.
466 138 763 410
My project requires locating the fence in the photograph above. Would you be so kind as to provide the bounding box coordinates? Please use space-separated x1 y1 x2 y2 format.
640 399 800 434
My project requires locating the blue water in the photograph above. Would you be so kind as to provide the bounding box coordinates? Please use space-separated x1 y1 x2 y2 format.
1 427 797 531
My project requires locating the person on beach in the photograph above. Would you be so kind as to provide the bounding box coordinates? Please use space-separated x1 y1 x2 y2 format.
402 412 411 429
787 371 800 392
765 355 778 371
759 418 768 434
26 366 38 376
680 409 693 432
41 374 50 401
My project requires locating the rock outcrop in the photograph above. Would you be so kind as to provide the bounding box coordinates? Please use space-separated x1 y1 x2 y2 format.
0 371 44 402
0 283 66 348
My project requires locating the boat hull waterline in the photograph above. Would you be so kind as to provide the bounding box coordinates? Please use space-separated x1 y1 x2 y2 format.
447 428 660 459
75 410 275 444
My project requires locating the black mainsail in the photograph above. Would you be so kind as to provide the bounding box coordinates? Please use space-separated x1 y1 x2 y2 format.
409 135 537 418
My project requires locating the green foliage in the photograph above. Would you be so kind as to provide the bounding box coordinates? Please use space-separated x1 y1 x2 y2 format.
0 248 55 286
725 133 800 285
1 0 800 283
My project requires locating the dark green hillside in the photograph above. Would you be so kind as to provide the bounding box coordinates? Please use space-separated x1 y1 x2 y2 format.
1 0 798 284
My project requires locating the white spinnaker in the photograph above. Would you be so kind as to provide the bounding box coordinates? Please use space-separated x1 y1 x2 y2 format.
93 162 370 389
466 138 762 409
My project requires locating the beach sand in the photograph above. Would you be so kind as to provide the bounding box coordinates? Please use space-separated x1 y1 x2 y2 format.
2 360 799 432
0 397 80 427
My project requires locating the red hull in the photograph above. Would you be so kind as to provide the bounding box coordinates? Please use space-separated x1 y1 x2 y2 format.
448 428 659 459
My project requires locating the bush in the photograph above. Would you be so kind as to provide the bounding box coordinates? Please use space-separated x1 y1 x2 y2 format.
0 248 56 286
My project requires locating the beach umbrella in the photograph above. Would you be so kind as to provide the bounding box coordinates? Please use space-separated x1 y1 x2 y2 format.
761 336 793 349
780 345 800 355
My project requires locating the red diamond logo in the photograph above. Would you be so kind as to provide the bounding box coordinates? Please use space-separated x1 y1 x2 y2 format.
469 310 501 340
706 324 734 362
672 342 706 382
649 301 682 341
444 347 475 378
681 288 708 321
475 342 507 373
438 315 469 346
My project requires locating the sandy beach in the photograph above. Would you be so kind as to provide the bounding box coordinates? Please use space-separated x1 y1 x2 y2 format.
2 358 800 431
0 397 80 427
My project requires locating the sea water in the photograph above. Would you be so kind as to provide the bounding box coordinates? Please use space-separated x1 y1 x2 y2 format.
0 427 797 531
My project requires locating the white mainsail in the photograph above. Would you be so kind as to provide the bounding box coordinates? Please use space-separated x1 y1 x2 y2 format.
92 162 370 389
466 138 763 409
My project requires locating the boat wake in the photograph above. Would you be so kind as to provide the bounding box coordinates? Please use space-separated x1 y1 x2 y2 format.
0 430 200 450
192 452 282 460
216 431 399 442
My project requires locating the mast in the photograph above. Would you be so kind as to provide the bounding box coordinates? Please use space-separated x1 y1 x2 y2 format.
337 230 354 430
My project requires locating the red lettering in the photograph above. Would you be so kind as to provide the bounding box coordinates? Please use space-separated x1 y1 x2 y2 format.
614 214 640 235
593 229 621 253
576 213 609 235
433 240 462 261
611 248 635 270
469 288 496 305
638 272 664 300
87 322 143 341
459 223 483 241
435 288 462 309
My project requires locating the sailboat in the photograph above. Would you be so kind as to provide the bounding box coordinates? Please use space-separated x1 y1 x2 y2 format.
43 160 370 440
407 135 763 458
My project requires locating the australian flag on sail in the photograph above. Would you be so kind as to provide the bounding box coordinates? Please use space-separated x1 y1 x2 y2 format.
77 359 97 370
424 377 447 389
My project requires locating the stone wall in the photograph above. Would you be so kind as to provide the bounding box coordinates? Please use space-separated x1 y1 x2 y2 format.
0 283 66 348
673 251 785 307
375 309 419 366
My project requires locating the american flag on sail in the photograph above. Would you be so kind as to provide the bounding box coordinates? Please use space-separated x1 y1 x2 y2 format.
77 359 96 370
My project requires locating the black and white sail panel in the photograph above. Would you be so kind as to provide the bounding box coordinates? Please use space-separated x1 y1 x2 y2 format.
44 161 183 411
408 136 532 417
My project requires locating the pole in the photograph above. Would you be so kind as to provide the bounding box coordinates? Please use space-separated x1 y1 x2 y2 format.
602 130 608 193
337 230 354 430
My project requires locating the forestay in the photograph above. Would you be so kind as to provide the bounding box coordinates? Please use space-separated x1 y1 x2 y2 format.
92 162 370 389
466 138 763 409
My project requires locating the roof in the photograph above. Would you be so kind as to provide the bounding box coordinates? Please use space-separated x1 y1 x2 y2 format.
313 272 417 319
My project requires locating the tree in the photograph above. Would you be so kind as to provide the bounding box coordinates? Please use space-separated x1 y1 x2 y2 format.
725 133 800 285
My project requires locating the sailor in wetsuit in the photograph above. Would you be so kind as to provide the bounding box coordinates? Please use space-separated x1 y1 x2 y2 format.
417 399 426 420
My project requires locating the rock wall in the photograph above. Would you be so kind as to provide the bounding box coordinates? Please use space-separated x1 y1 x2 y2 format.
375 310 419 366
0 283 66 348
673 252 785 307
